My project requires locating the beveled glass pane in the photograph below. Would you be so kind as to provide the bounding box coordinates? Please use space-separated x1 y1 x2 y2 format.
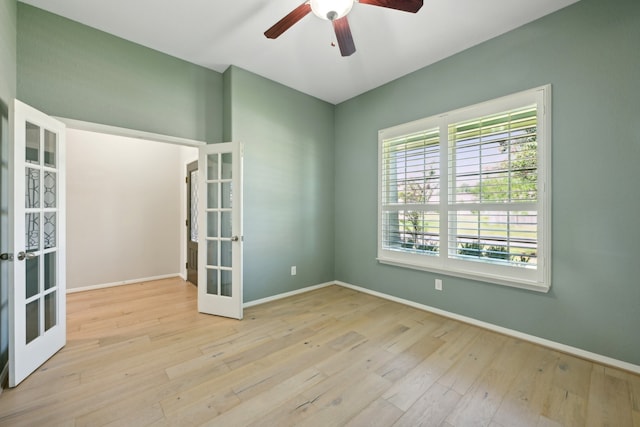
221 182 232 209
190 170 199 242
207 240 218 266
26 255 39 299
207 183 218 208
221 211 232 238
26 122 40 165
221 153 232 180
26 213 40 252
26 300 39 344
207 211 218 238
44 130 57 167
45 291 57 331
221 241 232 268
44 171 56 208
207 154 219 180
44 252 56 290
25 168 40 208
207 268 218 295
44 212 56 249
221 270 232 297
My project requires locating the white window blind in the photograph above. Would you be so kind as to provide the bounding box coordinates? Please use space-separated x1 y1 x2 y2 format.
448 106 538 268
381 127 440 255
378 86 551 292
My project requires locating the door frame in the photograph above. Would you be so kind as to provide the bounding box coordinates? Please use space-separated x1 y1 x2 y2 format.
56 118 205 286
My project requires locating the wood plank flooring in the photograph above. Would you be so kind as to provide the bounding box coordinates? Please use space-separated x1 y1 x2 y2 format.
0 277 638 426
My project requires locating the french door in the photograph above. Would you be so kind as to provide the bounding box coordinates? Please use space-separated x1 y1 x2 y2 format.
9 100 66 387
197 142 243 319
6 103 241 387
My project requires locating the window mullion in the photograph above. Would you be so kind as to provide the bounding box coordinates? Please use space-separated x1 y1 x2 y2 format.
441 118 449 261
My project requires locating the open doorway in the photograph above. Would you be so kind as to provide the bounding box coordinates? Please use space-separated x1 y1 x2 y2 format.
65 127 199 292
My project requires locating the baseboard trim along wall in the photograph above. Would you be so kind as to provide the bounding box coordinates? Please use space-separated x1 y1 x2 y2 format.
66 274 182 294
243 281 335 308
244 280 640 375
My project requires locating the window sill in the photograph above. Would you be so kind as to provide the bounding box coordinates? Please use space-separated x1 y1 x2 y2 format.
377 257 551 293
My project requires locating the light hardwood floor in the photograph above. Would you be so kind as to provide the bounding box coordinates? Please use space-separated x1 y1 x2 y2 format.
0 278 638 426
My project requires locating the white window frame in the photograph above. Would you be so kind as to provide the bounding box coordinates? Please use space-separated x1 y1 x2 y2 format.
377 85 551 292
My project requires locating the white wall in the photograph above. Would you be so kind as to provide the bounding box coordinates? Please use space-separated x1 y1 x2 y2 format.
66 129 197 289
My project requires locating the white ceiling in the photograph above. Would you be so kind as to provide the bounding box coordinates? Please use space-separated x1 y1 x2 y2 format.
19 0 580 104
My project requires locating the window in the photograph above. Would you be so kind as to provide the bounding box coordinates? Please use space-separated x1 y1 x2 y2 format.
378 86 551 292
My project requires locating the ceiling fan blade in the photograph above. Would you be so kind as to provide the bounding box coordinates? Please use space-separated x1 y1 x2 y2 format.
264 2 312 39
333 16 356 57
358 0 423 13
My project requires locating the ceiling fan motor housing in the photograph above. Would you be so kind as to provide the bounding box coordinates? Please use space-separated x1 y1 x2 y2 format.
310 0 355 20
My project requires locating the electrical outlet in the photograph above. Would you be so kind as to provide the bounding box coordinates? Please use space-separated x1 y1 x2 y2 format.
291 266 297 276
435 279 443 291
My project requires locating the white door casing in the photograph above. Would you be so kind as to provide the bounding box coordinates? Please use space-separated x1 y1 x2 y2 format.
197 142 243 319
9 100 66 387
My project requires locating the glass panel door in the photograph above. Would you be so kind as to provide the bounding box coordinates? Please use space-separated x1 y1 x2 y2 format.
10 100 66 387
186 161 199 285
24 121 60 342
198 142 242 319
205 152 234 297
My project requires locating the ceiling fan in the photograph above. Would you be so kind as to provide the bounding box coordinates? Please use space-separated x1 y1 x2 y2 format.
264 0 424 57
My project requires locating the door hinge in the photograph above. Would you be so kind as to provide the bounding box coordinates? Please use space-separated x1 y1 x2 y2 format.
185 262 188 269
186 220 189 227
185 176 189 184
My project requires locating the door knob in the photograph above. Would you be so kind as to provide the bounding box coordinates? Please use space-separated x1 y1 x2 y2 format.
0 253 13 261
231 236 240 242
17 251 36 261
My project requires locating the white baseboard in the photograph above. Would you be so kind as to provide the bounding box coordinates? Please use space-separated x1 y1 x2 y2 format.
0 362 8 393
335 280 640 375
66 274 182 294
244 281 335 308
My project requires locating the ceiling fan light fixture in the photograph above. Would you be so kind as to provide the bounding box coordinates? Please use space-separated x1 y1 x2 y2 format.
310 0 354 21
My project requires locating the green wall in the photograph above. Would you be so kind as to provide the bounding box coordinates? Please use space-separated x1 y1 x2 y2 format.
15 5 337 311
12 0 640 368
225 66 335 302
334 0 640 365
0 0 16 103
17 4 223 143
0 0 16 376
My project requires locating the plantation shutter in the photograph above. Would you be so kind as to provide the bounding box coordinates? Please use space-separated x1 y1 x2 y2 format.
378 85 550 291
447 105 539 268
381 128 441 254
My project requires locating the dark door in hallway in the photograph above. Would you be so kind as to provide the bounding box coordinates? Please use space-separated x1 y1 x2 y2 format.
186 160 198 285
